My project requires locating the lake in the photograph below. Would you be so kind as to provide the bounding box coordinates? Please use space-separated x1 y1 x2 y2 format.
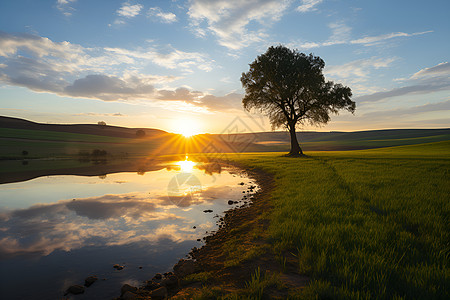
0 156 257 299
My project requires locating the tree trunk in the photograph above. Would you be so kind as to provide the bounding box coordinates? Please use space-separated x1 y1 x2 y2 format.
288 125 303 156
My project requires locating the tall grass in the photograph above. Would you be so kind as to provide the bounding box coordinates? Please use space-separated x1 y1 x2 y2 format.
228 141 449 299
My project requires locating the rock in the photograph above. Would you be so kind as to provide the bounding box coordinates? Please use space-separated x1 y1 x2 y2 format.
153 273 163 280
121 284 137 295
113 264 125 270
66 285 85 295
150 286 168 299
196 238 201 241
239 182 244 185
228 200 234 205
161 274 178 288
173 259 200 278
144 280 160 291
122 291 137 300
203 209 213 213
84 275 98 287
138 266 143 269
193 226 196 229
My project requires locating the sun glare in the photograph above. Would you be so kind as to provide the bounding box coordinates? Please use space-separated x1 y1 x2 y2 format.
177 156 196 173
174 118 202 137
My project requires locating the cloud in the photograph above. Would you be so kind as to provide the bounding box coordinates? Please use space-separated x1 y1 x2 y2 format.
112 1 143 26
411 62 450 79
361 100 450 119
0 32 232 112
296 27 432 50
355 62 450 103
188 0 292 50
296 0 323 13
350 31 432 46
116 2 143 18
56 0 77 17
197 92 243 111
104 46 214 72
325 57 396 80
322 22 351 46
148 7 177 23
73 112 126 117
64 74 155 100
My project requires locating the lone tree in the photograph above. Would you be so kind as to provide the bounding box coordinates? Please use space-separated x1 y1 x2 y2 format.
241 46 355 156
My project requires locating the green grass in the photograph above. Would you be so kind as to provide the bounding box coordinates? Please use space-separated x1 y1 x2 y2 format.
0 128 161 158
0 128 129 143
223 141 450 299
298 134 450 151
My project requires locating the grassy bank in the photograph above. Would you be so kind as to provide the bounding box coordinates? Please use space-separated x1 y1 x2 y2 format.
192 141 449 299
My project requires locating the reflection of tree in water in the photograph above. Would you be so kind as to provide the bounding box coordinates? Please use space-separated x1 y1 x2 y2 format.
196 162 222 175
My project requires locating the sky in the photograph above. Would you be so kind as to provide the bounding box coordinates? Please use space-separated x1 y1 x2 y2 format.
0 0 449 134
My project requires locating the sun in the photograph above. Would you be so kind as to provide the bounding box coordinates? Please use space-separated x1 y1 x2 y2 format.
174 118 202 137
180 127 196 138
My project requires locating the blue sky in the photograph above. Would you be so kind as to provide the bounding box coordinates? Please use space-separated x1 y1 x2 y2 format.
0 0 449 134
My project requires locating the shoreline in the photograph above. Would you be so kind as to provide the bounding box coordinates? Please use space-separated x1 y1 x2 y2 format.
115 160 308 299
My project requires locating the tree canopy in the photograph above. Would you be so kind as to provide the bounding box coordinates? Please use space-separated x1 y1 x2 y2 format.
241 45 355 156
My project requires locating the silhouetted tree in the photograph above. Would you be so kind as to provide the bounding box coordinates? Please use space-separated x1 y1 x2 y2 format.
136 129 146 138
241 45 355 156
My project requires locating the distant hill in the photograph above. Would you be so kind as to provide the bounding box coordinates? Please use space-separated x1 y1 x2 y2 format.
1 116 449 156
203 128 450 151
0 115 170 139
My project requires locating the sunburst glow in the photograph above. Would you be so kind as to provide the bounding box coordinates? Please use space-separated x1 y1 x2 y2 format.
177 156 196 173
173 118 202 137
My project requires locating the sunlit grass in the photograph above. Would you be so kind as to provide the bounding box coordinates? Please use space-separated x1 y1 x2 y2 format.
223 141 450 299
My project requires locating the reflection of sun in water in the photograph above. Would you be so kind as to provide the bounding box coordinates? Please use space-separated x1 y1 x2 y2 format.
177 156 196 173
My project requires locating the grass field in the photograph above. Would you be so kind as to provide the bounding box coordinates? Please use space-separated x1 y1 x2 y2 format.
207 141 449 299
1 124 449 298
0 128 164 158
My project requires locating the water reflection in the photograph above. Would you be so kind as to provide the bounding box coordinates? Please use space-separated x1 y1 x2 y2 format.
177 155 196 173
0 157 257 299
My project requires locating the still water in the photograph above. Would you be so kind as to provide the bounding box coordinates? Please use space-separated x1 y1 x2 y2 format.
0 157 257 299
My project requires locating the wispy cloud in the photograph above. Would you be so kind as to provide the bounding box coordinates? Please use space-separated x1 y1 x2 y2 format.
56 0 77 17
350 31 432 46
355 62 450 103
411 62 450 79
326 57 396 80
73 112 126 117
296 24 432 50
296 0 323 13
104 46 214 72
148 7 177 23
361 100 450 119
322 21 352 46
188 0 292 50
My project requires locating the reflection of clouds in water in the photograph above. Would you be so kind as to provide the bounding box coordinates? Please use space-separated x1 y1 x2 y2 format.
0 182 239 259
195 162 222 175
0 193 194 259
67 199 157 220
0 169 250 258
